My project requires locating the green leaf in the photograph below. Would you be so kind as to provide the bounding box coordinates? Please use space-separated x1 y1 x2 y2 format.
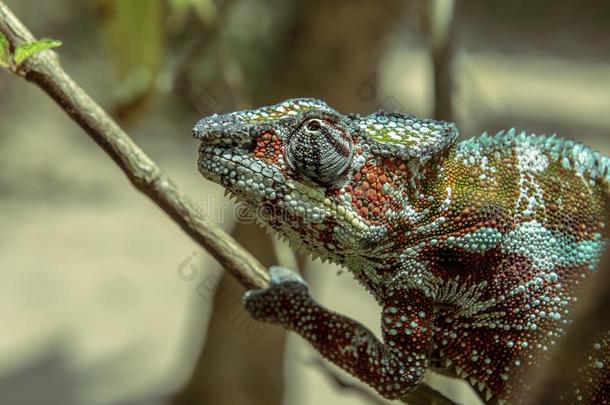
14 38 62 66
0 32 10 68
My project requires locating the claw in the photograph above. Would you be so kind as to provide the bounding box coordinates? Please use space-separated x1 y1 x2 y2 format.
268 266 307 286
242 289 255 302
242 267 307 308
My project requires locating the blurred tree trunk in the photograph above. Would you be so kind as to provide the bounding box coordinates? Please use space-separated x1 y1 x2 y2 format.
171 223 284 405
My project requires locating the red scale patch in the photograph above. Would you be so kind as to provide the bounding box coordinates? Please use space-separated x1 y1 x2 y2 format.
349 161 400 223
253 131 283 164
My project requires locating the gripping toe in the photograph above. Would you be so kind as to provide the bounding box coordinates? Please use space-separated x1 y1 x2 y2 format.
269 266 307 286
242 267 310 324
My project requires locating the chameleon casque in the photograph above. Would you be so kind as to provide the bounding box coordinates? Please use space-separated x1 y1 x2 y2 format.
193 98 610 403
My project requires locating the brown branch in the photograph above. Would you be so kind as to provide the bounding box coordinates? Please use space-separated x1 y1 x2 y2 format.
312 358 459 405
312 358 390 405
0 1 269 290
401 379 461 405
0 3 461 404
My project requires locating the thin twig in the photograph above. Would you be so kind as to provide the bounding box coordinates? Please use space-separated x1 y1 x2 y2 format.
423 0 456 122
402 380 461 405
311 358 391 405
0 1 269 290
312 358 459 405
0 3 459 404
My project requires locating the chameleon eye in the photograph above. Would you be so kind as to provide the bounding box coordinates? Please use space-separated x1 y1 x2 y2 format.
306 119 322 131
285 118 354 186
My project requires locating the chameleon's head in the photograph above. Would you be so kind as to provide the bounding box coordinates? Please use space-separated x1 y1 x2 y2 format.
194 98 457 267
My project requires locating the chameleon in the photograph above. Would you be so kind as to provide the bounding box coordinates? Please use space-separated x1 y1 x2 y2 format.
192 98 610 403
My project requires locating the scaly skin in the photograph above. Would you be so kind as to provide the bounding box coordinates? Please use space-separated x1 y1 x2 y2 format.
193 98 610 403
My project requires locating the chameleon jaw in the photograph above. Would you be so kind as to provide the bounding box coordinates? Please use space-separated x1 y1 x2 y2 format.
197 144 286 202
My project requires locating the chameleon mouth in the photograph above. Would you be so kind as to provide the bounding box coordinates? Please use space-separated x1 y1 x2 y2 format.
197 145 370 231
197 145 287 203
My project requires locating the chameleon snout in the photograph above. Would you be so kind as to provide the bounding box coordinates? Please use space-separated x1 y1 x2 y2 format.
192 112 256 148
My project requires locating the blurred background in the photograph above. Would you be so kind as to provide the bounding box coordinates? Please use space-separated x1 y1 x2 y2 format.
1 0 609 404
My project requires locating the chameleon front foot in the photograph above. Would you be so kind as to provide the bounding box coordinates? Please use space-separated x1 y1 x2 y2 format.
242 266 433 399
243 266 310 325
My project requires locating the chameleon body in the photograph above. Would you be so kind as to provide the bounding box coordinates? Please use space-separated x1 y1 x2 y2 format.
193 98 610 403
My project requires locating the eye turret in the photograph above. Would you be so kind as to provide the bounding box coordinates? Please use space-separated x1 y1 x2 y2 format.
285 117 354 186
